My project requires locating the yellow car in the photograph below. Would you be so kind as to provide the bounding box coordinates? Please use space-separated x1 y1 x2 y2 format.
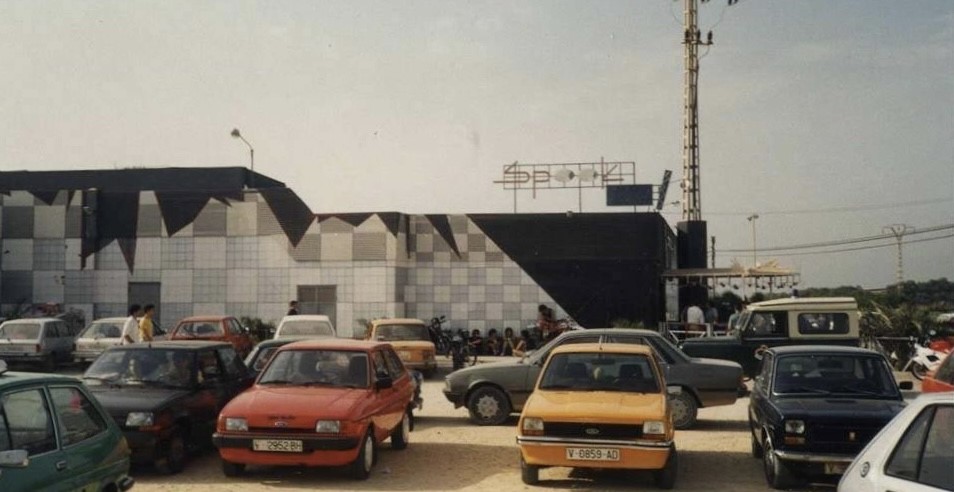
366 318 437 377
516 343 677 489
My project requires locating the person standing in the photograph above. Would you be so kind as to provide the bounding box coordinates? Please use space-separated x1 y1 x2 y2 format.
686 303 705 333
139 304 156 342
287 300 300 316
121 304 142 345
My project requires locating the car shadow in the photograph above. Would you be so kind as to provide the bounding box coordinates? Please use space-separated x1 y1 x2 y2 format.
413 414 518 431
684 418 750 432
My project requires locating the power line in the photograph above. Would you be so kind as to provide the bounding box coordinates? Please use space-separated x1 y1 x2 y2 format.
719 224 953 253
718 233 954 258
660 196 953 217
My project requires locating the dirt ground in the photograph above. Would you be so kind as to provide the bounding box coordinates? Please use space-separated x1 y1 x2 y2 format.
125 366 886 492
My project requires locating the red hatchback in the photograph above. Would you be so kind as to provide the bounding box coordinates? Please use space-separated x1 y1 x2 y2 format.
170 316 254 359
213 339 416 479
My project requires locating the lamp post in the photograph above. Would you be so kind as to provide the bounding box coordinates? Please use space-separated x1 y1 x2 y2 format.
747 213 759 268
230 128 255 186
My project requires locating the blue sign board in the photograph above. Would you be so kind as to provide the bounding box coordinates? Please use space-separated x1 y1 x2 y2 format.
606 184 654 206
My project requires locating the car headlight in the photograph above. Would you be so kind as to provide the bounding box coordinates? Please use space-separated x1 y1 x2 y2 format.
522 417 544 435
225 417 248 432
784 420 805 435
642 420 666 436
316 420 340 433
125 412 154 427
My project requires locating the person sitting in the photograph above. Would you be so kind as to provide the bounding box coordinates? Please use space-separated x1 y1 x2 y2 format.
500 327 517 356
468 329 484 355
485 329 500 356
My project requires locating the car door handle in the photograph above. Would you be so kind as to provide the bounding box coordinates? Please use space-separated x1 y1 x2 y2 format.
55 460 67 471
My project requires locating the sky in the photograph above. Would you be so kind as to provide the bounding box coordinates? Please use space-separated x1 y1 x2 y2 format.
1 0 951 289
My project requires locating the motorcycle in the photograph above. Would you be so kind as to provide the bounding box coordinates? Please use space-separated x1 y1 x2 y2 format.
902 340 948 380
449 329 478 371
428 316 451 356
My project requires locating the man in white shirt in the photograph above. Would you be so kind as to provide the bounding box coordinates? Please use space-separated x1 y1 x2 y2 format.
686 304 705 333
121 304 143 345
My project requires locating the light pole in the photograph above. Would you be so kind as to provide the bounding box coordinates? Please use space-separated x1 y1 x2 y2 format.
231 128 255 185
747 213 759 268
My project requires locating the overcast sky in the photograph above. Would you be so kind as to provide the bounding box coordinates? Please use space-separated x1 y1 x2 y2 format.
1 1 951 289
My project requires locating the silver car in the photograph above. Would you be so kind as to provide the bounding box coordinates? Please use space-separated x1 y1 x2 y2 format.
74 317 127 364
0 318 75 371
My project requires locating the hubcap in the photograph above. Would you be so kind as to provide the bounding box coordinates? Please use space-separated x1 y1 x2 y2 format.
671 398 688 423
764 442 775 479
363 436 373 471
476 395 500 419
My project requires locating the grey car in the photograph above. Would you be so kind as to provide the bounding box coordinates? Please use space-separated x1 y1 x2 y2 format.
443 328 743 429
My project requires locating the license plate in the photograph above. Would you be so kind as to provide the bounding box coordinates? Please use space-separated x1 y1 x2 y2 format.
565 447 620 461
398 351 412 360
824 463 848 475
252 439 303 453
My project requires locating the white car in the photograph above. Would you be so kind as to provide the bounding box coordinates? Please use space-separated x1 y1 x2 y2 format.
273 315 336 339
839 392 953 492
0 318 75 370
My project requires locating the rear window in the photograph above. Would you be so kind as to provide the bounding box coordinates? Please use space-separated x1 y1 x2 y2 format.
175 322 224 338
279 320 334 337
539 352 660 393
80 322 124 339
797 313 850 335
0 322 41 340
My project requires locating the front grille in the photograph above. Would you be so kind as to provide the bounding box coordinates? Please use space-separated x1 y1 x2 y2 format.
247 426 317 435
544 422 643 440
808 423 884 454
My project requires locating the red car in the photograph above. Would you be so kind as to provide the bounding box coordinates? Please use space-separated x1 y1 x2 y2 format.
922 351 954 393
170 316 254 359
212 339 416 479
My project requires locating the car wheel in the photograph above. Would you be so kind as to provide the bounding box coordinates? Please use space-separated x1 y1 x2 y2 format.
348 431 375 480
653 446 677 490
221 460 245 477
763 436 797 490
520 457 539 485
669 391 698 430
750 429 763 458
391 411 410 450
156 429 187 475
911 363 928 380
467 386 511 426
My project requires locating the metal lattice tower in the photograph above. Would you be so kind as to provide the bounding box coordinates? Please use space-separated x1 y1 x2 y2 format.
681 0 708 222
882 224 913 284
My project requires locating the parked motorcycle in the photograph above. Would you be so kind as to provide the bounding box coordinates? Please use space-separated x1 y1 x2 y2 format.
428 316 451 356
902 339 948 380
449 329 478 371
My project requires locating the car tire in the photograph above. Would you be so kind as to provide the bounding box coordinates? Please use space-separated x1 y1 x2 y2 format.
422 368 436 379
391 411 410 450
520 457 539 485
221 460 245 477
348 431 375 480
669 391 698 430
750 429 763 459
911 363 928 380
156 429 187 475
466 386 511 426
763 436 797 490
653 446 677 490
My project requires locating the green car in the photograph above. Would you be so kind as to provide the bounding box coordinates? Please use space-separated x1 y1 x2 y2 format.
0 360 134 492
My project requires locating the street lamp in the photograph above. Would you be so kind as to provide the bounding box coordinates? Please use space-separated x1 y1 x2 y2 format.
230 127 255 173
747 213 759 268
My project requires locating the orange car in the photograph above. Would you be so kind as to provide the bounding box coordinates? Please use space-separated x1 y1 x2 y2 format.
922 351 954 393
170 316 254 359
212 339 416 479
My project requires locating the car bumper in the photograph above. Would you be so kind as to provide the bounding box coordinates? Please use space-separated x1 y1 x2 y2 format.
404 360 438 371
774 449 855 464
213 433 361 467
443 389 465 408
517 436 673 470
118 476 135 491
122 430 162 463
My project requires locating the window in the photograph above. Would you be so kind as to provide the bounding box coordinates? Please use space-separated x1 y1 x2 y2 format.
198 350 222 380
539 353 660 393
229 319 245 336
886 405 954 491
0 389 56 455
797 313 850 335
384 349 406 377
217 347 243 378
757 354 773 393
742 312 787 338
50 387 107 447
371 351 389 378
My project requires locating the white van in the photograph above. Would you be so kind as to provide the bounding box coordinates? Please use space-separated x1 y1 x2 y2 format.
0 318 75 370
273 315 336 339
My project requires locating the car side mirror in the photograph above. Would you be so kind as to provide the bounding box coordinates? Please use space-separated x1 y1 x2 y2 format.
899 381 914 391
0 450 29 468
375 375 393 390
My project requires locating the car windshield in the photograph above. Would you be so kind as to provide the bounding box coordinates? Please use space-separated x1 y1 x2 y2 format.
0 322 41 340
279 320 334 337
258 349 368 388
84 348 196 388
539 352 660 393
175 321 223 338
80 321 123 339
375 324 430 342
249 346 281 372
773 354 898 397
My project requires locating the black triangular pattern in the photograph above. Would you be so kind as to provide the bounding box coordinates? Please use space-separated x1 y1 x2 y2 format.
259 187 315 247
316 213 373 228
405 215 412 258
81 192 140 270
377 212 402 237
66 190 76 207
212 190 245 206
425 214 460 258
117 238 137 273
155 192 212 236
30 190 59 205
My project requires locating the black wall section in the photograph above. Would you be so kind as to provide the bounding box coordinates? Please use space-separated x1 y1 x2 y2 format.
424 215 461 258
260 188 315 247
0 167 282 192
376 212 402 237
317 213 373 228
81 191 140 271
468 213 673 328
155 192 212 237
29 190 59 205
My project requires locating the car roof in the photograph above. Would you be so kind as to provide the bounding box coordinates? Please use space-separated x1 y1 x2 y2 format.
109 340 232 350
550 342 654 356
254 336 314 348
178 315 232 322
750 297 857 308
561 328 661 337
370 318 426 326
89 317 128 323
769 345 879 356
0 369 80 387
280 338 389 352
281 315 331 322
912 392 954 405
1 318 59 324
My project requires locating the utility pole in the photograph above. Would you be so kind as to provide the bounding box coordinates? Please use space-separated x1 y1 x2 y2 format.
710 236 716 268
882 224 912 284
747 214 759 267
681 0 713 222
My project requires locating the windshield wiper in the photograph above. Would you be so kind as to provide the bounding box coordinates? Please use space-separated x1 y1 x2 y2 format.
834 385 885 397
540 384 580 390
779 386 831 395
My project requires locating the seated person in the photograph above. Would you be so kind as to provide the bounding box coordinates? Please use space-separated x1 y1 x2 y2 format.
485 329 500 356
154 352 195 386
468 329 484 354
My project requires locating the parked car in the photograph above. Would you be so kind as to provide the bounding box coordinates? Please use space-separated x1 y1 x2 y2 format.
273 315 336 339
516 343 677 489
73 316 167 365
243 336 313 377
0 359 134 492
921 352 954 393
83 341 253 474
213 339 416 479
838 392 953 492
749 345 912 489
0 318 76 371
365 318 437 377
682 297 861 377
443 328 742 428
170 316 254 359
